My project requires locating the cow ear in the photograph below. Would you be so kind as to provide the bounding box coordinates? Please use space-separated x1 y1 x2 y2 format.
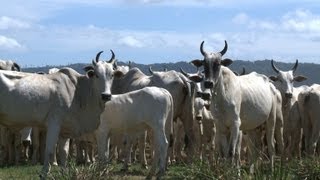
83 65 94 72
190 59 203 67
221 58 233 66
114 70 124 78
113 60 118 70
269 76 278 82
294 75 307 82
189 75 203 83
86 70 96 78
204 102 210 110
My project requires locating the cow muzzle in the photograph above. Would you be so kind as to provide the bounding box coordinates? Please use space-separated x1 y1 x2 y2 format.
101 93 112 102
196 116 203 121
285 92 293 98
204 81 213 89
202 92 211 101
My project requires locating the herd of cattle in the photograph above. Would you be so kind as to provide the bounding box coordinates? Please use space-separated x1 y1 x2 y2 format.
0 41 319 179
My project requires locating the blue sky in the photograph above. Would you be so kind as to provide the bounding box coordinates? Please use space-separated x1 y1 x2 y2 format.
0 0 320 67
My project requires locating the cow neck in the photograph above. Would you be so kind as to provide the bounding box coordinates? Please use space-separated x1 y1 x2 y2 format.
211 66 225 100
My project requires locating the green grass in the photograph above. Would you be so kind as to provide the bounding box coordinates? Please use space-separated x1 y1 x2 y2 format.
1 157 320 180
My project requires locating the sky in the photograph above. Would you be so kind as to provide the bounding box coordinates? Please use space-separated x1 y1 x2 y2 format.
0 0 320 67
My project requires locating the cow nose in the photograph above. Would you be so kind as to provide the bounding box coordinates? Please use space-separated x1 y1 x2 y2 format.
204 81 213 89
202 93 211 100
196 91 203 98
101 93 112 101
196 116 203 121
204 104 210 110
285 93 293 98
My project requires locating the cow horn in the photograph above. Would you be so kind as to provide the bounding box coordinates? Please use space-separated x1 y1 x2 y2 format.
107 49 115 63
149 66 154 75
220 40 228 56
240 67 246 75
200 41 207 56
95 51 103 63
292 59 298 73
271 59 280 73
13 62 21 72
128 61 132 69
180 67 189 77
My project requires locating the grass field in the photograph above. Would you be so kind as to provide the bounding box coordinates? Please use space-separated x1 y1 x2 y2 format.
1 157 320 179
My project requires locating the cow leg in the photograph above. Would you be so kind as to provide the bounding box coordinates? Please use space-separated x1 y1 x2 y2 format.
139 131 148 169
266 111 276 169
87 142 94 163
215 128 228 159
122 135 133 171
310 122 320 156
40 120 61 179
96 130 109 163
32 127 40 165
51 144 58 166
76 140 84 164
147 129 168 180
157 131 168 180
84 142 91 164
58 138 70 168
228 119 241 164
246 130 261 169
292 129 302 158
14 132 22 165
275 116 284 158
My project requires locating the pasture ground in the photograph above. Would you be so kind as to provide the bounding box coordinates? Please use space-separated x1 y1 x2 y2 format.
1 156 320 179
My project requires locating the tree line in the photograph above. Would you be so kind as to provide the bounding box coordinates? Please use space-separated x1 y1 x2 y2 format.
24 59 320 86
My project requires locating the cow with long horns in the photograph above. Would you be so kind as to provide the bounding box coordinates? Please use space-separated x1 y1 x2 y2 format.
189 41 280 168
269 60 307 159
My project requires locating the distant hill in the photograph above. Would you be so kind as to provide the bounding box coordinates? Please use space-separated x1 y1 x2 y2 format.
23 59 320 86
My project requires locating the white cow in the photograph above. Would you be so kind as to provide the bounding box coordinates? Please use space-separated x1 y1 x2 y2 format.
190 41 278 168
96 86 174 179
112 67 196 160
298 84 320 156
193 97 215 162
0 50 117 178
269 59 307 159
180 68 215 163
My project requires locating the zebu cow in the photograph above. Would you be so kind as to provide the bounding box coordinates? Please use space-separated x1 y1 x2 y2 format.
96 86 174 179
0 50 117 178
180 68 215 163
190 41 278 168
298 84 320 156
112 67 195 161
269 60 307 159
0 60 31 165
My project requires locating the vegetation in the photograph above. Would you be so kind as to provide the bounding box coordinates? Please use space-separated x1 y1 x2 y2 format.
1 156 320 179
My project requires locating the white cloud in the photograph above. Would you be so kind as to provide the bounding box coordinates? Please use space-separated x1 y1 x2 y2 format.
0 35 23 49
118 36 144 48
232 13 249 25
0 16 30 30
282 9 320 33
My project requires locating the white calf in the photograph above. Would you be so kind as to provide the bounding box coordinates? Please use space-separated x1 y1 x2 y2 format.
96 86 173 179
